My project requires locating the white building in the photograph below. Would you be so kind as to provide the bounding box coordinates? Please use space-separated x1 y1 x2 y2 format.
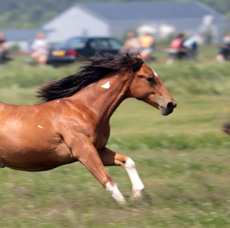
43 1 228 43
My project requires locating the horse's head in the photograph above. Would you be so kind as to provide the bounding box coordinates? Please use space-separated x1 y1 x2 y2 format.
127 54 177 116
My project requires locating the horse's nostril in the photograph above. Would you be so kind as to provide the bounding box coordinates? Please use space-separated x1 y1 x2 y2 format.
167 102 177 110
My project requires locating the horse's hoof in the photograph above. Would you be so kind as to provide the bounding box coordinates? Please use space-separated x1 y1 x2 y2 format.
132 189 144 200
118 198 127 205
114 196 126 205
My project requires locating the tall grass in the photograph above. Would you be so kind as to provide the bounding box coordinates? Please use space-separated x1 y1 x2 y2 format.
0 59 229 94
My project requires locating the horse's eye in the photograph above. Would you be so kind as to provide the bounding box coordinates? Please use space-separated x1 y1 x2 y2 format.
147 77 154 83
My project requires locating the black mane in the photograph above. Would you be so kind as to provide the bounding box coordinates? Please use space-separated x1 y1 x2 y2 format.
37 54 143 102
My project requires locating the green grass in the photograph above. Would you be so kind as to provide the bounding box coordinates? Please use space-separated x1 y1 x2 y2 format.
0 57 230 228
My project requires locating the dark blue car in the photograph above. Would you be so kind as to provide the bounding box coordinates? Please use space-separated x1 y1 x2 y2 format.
47 36 123 66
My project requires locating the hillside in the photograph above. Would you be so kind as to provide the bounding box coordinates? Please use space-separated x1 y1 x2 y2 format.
0 0 229 29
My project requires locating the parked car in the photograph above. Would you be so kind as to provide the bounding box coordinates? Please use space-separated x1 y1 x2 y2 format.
47 36 123 66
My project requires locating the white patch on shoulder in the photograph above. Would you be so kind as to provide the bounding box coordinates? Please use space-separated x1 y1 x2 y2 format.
57 100 60 103
152 69 159 77
101 81 110 89
38 125 44 129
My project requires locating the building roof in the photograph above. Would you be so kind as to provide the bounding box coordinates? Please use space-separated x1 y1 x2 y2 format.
78 1 224 21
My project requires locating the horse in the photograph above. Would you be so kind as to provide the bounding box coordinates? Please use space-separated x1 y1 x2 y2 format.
0 54 177 204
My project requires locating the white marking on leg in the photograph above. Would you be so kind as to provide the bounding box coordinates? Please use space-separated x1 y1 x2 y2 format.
106 182 126 204
38 125 44 129
124 157 145 198
101 81 110 89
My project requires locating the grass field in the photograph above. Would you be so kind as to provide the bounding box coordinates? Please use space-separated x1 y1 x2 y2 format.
0 55 230 228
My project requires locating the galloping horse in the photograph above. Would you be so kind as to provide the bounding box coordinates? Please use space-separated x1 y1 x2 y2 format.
0 54 176 204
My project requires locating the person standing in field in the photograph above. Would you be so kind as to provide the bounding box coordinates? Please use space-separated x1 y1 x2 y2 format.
0 33 8 63
119 32 141 55
216 33 230 62
183 35 200 60
139 31 155 61
30 32 49 66
166 33 186 64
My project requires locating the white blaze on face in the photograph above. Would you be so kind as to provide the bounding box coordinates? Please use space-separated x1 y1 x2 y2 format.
152 69 159 78
101 81 110 89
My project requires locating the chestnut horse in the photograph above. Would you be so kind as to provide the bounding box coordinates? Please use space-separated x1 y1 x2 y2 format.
0 54 176 204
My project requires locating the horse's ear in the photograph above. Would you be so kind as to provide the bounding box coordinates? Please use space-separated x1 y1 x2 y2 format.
136 53 143 60
126 53 137 65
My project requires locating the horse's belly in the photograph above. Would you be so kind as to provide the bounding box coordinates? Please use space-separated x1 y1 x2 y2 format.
0 143 76 172
0 162 6 168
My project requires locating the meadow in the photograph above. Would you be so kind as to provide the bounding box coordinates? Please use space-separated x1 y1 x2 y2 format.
0 53 230 228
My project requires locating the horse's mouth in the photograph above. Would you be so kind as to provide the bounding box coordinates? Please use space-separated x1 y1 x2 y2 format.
159 106 174 116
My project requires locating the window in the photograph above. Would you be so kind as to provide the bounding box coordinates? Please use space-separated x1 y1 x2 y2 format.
89 39 110 49
108 39 122 49
66 38 87 48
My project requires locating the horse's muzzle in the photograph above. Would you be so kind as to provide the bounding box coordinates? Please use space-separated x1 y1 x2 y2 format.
160 102 177 116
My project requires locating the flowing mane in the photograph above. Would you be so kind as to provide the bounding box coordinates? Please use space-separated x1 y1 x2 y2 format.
37 54 143 102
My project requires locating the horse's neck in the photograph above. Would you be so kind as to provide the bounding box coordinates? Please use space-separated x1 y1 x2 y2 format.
73 71 132 123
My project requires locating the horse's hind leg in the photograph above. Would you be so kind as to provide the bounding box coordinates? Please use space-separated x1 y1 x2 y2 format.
98 147 145 199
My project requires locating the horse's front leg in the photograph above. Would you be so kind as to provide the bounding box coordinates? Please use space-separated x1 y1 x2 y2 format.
98 147 145 199
68 137 126 204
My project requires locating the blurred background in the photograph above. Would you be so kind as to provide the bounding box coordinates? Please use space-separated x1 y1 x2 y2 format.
0 0 230 228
